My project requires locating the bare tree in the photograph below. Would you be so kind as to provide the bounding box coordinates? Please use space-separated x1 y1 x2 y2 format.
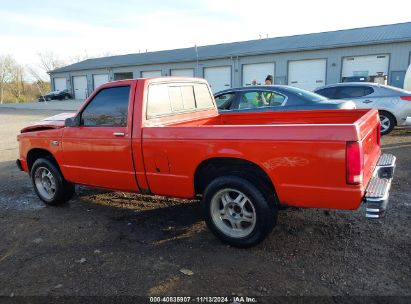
26 65 51 98
34 51 65 95
38 51 66 73
26 65 44 83
37 50 115 73
69 50 91 64
0 55 14 104
69 51 115 64
8 62 26 101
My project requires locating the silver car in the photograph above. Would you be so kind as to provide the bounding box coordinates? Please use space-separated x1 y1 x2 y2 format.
314 83 411 135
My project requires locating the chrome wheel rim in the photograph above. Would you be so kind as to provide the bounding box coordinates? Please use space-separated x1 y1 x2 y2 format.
210 188 256 238
34 167 56 200
379 115 390 133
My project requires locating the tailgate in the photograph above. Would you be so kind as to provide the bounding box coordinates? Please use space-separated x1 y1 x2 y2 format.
357 109 381 186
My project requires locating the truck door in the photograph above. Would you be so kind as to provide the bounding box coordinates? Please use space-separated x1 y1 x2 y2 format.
61 84 139 192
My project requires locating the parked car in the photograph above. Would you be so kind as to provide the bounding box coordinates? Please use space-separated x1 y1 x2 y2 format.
342 76 371 82
404 64 411 91
314 83 411 135
38 89 72 102
214 85 356 113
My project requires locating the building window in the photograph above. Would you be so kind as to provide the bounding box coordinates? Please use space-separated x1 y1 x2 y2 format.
114 72 133 80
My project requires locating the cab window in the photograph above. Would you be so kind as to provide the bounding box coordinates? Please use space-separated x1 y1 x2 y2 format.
81 86 130 127
147 82 214 118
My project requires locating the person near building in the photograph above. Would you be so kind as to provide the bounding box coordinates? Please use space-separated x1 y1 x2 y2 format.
260 74 274 105
265 74 273 85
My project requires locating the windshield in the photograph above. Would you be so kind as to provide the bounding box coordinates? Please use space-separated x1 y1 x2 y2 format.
286 86 328 102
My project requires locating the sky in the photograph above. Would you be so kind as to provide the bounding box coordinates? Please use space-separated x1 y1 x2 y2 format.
0 0 410 78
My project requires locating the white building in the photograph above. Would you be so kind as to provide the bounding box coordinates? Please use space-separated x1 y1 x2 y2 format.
50 22 411 99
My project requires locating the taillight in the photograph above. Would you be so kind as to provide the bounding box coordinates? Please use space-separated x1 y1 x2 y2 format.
346 141 363 185
400 96 411 101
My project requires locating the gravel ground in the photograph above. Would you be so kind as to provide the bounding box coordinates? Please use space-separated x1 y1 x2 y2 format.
0 108 410 303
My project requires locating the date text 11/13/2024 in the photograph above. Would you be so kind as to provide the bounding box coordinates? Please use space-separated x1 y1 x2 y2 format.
149 296 257 303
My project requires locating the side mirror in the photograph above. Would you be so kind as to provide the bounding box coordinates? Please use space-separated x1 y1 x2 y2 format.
64 116 80 127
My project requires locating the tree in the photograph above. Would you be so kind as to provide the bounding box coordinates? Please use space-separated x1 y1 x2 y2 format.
69 50 114 64
32 51 64 95
8 62 26 102
26 65 51 95
37 51 66 74
0 55 14 104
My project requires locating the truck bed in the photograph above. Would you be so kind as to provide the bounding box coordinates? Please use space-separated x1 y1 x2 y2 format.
142 109 381 209
159 109 377 141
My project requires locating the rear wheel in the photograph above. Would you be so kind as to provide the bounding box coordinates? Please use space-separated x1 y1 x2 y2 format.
202 176 277 248
46 97 51 101
31 158 74 205
379 111 396 135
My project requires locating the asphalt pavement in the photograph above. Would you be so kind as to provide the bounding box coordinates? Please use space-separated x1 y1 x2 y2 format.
0 99 83 112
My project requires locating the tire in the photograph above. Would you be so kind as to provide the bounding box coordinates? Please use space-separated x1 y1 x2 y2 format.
202 176 278 248
46 97 51 101
30 158 75 206
64 95 69 100
379 111 396 135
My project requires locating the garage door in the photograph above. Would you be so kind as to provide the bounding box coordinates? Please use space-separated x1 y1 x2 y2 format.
204 66 231 93
242 63 275 86
141 70 162 78
288 59 327 91
73 76 88 100
93 74 109 90
342 54 389 79
53 77 67 91
171 69 194 77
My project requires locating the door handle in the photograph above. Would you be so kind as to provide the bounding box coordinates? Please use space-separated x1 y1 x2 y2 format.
363 100 373 104
113 132 125 137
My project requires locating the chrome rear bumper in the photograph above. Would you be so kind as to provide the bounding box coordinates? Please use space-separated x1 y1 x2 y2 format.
364 154 396 218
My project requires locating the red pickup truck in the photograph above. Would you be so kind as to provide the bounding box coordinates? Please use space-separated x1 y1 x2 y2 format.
17 77 396 247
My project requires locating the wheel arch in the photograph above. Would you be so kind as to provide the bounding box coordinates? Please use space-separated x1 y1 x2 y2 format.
27 148 58 172
194 157 277 203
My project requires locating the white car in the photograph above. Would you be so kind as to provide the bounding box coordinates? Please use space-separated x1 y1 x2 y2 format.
314 83 411 135
404 64 411 91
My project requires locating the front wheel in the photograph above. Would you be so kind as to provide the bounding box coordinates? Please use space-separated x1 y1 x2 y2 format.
379 111 396 135
31 158 74 205
202 176 277 248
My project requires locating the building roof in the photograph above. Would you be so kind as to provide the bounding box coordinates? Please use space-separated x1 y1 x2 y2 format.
51 22 411 73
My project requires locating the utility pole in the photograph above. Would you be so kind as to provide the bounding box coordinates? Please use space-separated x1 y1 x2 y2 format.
195 44 199 76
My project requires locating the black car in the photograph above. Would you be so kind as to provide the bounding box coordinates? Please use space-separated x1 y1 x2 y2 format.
214 85 355 113
342 76 371 82
38 89 72 102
